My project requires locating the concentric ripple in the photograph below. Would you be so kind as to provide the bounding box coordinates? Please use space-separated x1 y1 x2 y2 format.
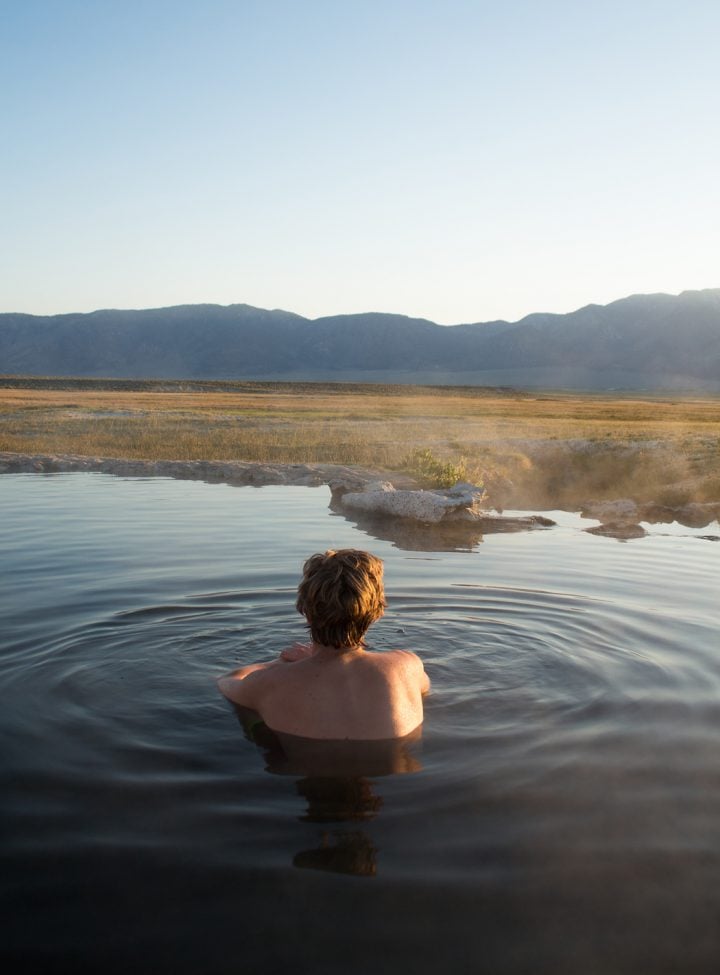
1 473 719 974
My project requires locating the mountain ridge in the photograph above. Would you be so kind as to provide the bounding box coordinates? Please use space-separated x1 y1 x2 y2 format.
1 288 719 391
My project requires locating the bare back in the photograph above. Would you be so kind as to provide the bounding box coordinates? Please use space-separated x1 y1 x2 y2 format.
221 647 428 740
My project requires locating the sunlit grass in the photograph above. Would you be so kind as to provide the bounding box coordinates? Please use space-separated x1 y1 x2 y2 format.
1 379 719 506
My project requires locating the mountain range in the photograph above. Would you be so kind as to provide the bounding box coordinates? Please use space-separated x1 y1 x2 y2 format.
2 289 720 391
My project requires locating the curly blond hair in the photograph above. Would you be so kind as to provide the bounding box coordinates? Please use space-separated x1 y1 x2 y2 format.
296 549 386 649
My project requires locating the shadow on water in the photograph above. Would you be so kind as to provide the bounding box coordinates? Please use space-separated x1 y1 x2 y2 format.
234 705 422 877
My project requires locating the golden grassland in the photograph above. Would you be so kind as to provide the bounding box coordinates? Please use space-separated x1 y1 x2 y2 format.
1 378 719 507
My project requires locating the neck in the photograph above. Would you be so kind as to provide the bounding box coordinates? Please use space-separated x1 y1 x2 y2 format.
312 642 364 659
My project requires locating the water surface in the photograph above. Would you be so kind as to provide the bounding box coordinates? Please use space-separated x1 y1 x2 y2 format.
1 473 718 974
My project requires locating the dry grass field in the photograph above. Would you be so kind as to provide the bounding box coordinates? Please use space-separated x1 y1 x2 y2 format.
1 377 719 507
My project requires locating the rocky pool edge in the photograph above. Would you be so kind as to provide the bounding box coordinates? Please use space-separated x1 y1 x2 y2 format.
1 451 718 537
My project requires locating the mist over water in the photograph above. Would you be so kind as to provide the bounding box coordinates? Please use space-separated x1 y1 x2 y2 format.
1 474 719 974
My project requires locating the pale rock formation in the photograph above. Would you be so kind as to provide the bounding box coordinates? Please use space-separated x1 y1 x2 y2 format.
581 497 720 531
676 502 720 528
0 452 401 490
581 499 639 523
338 481 488 524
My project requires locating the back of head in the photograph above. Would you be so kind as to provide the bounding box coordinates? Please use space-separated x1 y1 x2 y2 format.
296 549 386 649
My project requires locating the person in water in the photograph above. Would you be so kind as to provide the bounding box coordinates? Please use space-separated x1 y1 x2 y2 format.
217 549 430 740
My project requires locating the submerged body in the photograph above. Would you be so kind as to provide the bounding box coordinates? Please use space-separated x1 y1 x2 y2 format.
218 642 429 740
218 549 429 740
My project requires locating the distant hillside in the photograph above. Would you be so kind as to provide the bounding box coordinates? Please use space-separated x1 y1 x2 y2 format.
1 290 720 390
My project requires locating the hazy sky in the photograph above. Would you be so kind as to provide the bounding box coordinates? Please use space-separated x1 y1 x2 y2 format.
2 0 718 323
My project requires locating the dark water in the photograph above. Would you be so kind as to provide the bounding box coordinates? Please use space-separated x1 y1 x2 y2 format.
1 473 719 974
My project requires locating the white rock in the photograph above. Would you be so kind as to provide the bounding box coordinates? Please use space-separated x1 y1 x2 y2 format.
340 482 486 523
582 499 639 523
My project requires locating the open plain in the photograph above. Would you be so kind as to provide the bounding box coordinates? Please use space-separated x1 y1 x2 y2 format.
1 376 719 511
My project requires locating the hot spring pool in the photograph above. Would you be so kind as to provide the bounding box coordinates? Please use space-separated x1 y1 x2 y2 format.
1 473 719 974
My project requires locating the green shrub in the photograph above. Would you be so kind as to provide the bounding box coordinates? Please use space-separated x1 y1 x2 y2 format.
402 448 469 488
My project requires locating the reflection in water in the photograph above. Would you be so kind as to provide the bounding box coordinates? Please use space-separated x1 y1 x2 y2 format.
332 506 485 552
295 776 382 822
293 777 382 877
294 829 379 877
234 706 421 877
330 499 554 552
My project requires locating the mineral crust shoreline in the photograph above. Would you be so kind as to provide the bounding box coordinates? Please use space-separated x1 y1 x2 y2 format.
1 451 719 534
0 450 418 490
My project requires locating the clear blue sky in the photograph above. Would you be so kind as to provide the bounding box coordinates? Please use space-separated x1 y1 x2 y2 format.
2 0 718 323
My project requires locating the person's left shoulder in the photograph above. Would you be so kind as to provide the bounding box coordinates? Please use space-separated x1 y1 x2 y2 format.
390 649 431 693
390 648 423 664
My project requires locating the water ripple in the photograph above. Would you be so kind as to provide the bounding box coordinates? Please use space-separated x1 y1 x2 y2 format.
2 474 719 974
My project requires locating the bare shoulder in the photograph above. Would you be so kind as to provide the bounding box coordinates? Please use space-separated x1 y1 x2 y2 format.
385 649 431 693
386 648 423 665
217 661 287 708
